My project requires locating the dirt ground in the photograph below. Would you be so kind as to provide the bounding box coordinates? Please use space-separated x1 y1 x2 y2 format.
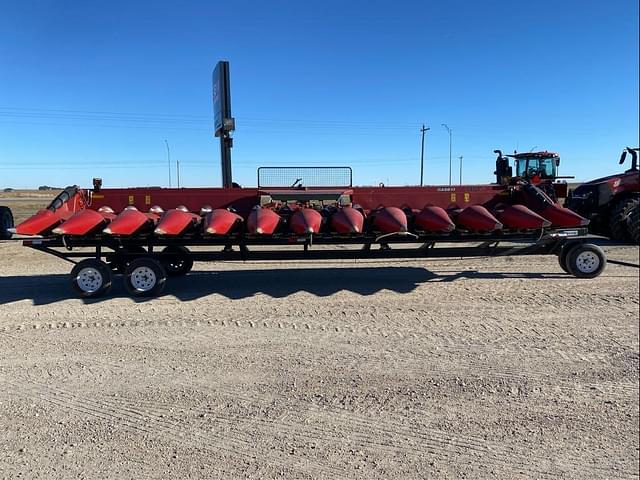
0 240 638 479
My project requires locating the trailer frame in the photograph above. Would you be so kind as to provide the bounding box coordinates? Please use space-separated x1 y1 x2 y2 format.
16 226 608 298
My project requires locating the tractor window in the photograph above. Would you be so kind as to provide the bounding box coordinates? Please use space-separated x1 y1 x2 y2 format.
516 157 557 178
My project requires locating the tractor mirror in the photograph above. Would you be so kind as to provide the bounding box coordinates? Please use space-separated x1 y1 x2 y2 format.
555 158 560 167
619 151 627 164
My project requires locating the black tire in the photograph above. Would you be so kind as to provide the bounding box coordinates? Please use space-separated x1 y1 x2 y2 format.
108 246 147 274
160 245 193 277
70 259 113 298
625 201 639 244
609 198 638 241
0 206 14 240
124 257 167 297
557 241 581 274
566 243 606 279
558 249 570 273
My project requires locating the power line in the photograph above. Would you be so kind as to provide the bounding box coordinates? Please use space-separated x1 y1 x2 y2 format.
0 106 422 129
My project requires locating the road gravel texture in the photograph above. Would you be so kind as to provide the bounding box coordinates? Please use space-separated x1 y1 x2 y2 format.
0 241 638 479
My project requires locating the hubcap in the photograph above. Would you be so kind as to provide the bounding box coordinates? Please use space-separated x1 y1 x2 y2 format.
575 251 600 274
77 267 103 293
130 266 157 291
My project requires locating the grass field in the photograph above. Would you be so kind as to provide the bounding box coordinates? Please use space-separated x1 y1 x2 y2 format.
0 190 56 224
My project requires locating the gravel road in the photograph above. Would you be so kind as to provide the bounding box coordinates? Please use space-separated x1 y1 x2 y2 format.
0 241 638 479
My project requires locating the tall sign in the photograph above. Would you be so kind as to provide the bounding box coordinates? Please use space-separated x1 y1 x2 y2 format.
212 61 235 187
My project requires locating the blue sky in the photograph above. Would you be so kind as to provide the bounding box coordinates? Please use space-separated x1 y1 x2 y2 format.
1 0 638 188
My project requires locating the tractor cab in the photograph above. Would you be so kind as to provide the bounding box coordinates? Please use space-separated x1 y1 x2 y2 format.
494 150 567 200
494 150 560 185
512 151 559 182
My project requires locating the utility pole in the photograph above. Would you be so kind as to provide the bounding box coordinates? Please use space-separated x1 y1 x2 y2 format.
164 139 172 188
441 124 452 185
458 155 463 185
420 124 430 186
176 160 181 188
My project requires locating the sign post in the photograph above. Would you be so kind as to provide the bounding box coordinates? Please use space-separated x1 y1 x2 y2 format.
212 61 235 187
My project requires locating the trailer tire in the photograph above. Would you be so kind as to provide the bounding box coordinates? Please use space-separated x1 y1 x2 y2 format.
557 249 571 274
557 241 582 274
70 259 113 298
0 206 14 240
566 243 606 278
124 258 167 297
161 246 193 276
109 246 147 273
609 198 638 241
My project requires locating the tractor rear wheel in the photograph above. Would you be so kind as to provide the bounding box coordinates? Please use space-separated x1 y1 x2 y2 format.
566 243 606 278
124 257 167 297
0 206 14 240
609 198 638 241
70 259 113 298
161 246 194 276
625 200 639 244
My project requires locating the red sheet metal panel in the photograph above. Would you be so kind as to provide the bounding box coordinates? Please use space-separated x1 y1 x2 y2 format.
90 188 261 218
351 185 507 211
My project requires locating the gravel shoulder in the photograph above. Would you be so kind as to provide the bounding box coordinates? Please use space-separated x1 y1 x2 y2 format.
0 241 638 479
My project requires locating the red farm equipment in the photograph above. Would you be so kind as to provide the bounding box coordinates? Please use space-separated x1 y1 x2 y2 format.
565 147 640 243
7 61 611 298
11 160 606 298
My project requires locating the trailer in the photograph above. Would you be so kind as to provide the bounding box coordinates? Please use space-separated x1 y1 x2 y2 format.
10 162 608 298
17 225 605 298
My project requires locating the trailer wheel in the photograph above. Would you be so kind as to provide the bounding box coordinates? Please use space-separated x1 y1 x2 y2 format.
557 249 571 274
124 258 167 297
161 246 193 276
70 259 113 298
0 206 14 240
557 241 580 274
109 246 147 273
566 243 606 278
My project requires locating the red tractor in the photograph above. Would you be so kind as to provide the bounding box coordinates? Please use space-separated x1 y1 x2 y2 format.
565 147 639 243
